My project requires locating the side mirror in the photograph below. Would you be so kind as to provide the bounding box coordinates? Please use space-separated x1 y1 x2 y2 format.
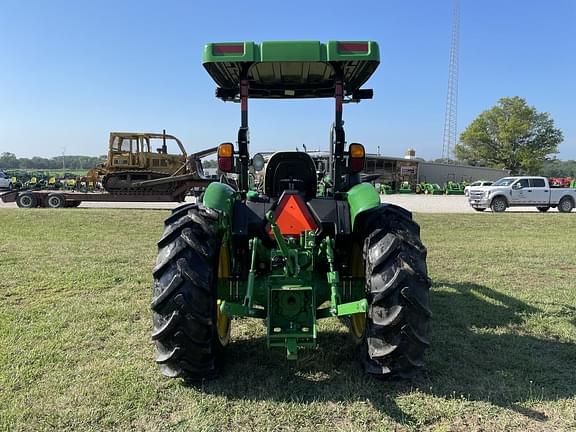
252 153 265 172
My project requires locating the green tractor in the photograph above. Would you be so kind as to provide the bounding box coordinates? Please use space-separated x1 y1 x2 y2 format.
445 181 465 195
398 181 413 194
151 41 431 381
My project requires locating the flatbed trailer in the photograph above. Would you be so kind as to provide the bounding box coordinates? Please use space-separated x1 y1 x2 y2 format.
1 176 209 208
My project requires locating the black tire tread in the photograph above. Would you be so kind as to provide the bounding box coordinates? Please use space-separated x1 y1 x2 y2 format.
355 204 431 379
151 203 224 381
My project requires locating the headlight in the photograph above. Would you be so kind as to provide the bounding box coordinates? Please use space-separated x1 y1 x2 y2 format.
483 190 491 198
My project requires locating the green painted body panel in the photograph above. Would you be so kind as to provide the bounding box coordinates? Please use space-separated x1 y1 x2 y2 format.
202 182 236 215
203 40 379 64
203 40 380 99
326 40 380 61
260 41 327 62
347 183 381 227
203 42 257 63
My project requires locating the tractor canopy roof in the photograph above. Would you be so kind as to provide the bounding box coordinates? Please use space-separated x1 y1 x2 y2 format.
203 41 379 100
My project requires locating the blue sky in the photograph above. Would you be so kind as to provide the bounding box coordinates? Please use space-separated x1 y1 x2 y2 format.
0 0 574 160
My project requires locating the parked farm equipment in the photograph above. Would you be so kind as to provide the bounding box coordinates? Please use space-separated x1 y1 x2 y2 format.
445 181 465 195
1 134 218 208
378 183 394 194
151 40 431 381
549 177 574 188
398 181 413 194
416 182 444 195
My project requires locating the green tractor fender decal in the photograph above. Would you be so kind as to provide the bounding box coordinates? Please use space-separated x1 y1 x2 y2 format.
202 182 237 216
347 182 381 228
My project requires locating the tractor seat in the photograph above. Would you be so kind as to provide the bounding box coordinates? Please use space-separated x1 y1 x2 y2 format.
264 152 317 199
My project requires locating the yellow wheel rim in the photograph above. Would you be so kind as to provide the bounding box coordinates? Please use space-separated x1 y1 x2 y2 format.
350 242 366 341
350 312 366 339
216 245 232 346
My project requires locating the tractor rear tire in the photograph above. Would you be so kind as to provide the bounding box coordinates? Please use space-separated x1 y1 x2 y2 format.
151 203 229 381
356 205 431 379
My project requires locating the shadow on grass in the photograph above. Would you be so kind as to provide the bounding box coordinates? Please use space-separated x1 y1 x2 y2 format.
192 281 575 424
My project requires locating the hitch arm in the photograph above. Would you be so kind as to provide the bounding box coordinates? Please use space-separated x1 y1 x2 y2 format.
266 211 298 276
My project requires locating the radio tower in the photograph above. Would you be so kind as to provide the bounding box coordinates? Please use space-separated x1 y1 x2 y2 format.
441 0 460 161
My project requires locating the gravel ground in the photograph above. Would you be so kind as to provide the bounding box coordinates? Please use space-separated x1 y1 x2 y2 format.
0 192 562 213
378 194 547 213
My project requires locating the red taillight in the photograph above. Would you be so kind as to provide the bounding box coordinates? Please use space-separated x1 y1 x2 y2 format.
338 42 369 54
218 143 234 172
212 44 244 55
218 157 233 172
348 143 365 173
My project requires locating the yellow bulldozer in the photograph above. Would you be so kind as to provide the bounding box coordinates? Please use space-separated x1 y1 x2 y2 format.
87 131 216 194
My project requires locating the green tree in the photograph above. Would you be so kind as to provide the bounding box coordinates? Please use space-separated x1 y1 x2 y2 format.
0 152 19 169
455 97 563 174
540 159 576 177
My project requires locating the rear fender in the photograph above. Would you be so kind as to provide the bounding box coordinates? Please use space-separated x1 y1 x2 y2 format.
347 183 381 228
202 182 237 217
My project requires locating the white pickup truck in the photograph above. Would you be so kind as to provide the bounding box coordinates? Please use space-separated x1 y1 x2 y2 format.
468 176 576 213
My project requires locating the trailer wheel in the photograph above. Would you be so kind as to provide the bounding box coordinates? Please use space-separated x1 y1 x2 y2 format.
490 197 507 212
354 205 431 379
47 193 66 209
558 197 574 213
151 203 230 381
16 192 38 209
537 206 550 213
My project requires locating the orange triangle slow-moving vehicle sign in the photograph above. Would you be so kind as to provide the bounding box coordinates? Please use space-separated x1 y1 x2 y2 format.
272 193 319 237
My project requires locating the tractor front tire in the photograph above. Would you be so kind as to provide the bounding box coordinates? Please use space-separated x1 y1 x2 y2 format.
356 205 431 379
151 203 230 381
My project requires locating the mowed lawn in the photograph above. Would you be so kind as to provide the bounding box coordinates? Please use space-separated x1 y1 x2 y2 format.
0 209 575 431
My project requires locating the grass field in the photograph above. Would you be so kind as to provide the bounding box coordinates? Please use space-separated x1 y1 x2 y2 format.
0 209 575 431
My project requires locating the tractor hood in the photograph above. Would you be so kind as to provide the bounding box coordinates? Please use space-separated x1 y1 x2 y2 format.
203 41 379 100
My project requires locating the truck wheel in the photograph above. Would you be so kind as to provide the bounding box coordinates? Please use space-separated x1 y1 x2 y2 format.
16 192 38 208
558 197 574 213
151 204 231 381
355 205 431 379
473 207 485 212
536 206 550 213
490 197 507 213
47 193 66 209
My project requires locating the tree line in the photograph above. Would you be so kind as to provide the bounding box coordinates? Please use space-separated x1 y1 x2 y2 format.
0 153 106 171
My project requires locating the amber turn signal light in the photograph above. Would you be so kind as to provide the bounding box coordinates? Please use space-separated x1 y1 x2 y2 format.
348 143 365 173
218 143 234 172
